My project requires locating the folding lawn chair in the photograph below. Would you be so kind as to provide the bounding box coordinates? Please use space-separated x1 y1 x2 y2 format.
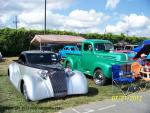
112 64 135 95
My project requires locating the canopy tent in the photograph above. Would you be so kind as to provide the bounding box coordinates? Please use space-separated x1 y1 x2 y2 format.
133 40 150 52
31 35 85 45
134 43 150 59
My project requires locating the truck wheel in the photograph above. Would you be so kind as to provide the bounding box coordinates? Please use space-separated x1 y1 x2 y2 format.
23 83 30 101
93 69 106 85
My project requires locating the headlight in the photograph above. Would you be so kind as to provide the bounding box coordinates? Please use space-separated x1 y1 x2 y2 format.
38 70 48 79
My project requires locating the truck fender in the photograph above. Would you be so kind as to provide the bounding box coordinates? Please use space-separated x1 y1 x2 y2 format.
64 57 74 69
92 63 112 79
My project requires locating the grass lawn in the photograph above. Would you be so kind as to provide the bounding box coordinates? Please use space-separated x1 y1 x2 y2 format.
0 57 121 113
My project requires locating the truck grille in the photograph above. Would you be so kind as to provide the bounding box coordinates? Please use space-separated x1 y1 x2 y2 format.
121 64 131 75
48 70 67 98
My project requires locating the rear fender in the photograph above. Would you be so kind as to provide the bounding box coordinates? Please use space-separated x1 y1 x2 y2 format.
8 62 21 89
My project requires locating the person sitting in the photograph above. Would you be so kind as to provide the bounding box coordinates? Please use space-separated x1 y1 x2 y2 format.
137 53 147 66
131 53 147 79
88 45 92 51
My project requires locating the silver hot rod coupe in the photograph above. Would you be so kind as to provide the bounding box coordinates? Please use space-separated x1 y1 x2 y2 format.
8 51 88 101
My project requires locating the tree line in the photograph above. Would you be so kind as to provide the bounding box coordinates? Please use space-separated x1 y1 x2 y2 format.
0 28 147 56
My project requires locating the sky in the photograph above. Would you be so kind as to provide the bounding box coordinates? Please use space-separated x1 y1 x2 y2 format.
0 0 150 37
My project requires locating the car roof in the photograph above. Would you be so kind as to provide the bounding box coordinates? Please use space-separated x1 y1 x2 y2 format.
64 46 77 48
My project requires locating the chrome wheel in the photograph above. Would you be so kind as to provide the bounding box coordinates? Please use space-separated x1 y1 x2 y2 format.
93 69 106 85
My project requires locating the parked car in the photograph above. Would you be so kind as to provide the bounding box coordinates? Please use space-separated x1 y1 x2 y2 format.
0 52 2 61
59 46 80 58
64 39 132 85
8 51 88 101
115 45 138 53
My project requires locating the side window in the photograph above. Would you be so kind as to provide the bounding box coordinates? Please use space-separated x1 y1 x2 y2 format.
65 48 69 51
66 47 71 51
94 43 105 51
71 47 75 51
84 43 93 51
19 55 26 64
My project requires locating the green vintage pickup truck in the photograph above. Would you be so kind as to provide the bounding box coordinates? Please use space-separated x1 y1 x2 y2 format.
64 39 131 85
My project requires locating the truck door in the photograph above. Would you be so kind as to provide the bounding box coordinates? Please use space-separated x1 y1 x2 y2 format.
81 43 94 72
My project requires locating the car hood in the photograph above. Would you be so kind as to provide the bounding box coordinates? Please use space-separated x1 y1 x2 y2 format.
30 63 63 71
95 51 129 62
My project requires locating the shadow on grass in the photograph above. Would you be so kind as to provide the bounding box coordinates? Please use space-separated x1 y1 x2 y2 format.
37 87 98 104
0 105 13 113
0 105 62 113
0 58 6 63
87 87 98 96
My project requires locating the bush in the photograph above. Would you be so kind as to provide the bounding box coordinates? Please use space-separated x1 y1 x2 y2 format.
0 28 147 56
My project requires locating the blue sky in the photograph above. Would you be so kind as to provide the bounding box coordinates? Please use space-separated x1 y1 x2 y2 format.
0 0 150 37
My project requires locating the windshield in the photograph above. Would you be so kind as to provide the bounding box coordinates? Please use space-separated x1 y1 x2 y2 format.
125 45 138 50
94 43 114 51
71 47 79 51
27 53 58 65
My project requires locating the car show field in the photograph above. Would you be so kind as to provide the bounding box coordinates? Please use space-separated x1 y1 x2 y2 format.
0 57 121 113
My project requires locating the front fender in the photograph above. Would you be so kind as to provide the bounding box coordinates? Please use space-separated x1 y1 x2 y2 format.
64 57 74 69
22 75 54 101
67 70 88 95
92 62 112 79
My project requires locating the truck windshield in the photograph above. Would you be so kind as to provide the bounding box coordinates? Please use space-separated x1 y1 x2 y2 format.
27 53 58 65
94 43 114 51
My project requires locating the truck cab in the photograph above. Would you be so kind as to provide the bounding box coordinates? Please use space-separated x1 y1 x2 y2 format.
64 39 130 85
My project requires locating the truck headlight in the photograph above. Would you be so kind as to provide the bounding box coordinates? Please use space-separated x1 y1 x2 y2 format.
38 70 48 79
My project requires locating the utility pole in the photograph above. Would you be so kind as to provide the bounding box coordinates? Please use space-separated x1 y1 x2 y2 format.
44 0 47 34
13 16 19 31
126 30 130 36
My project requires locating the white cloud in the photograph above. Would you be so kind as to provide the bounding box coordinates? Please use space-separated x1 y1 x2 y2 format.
18 9 109 33
0 0 73 27
106 14 150 37
65 9 109 29
105 0 120 9
0 0 110 33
